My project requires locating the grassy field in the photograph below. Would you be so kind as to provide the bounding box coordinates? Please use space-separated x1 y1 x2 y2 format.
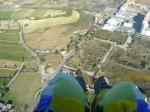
91 29 128 45
5 72 41 112
13 9 66 20
68 11 93 29
0 79 10 88
19 10 80 33
67 39 111 71
0 29 29 61
0 33 19 41
0 29 19 41
0 11 12 20
13 10 35 19
0 69 16 88
0 69 16 77
0 45 29 61
101 60 150 84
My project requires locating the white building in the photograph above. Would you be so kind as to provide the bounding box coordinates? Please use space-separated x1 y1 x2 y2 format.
123 22 133 28
141 12 150 37
102 24 115 31
107 17 124 26
142 29 150 36
116 10 137 19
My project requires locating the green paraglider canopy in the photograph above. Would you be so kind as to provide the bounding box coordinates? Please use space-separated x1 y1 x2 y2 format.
35 73 89 112
96 81 146 112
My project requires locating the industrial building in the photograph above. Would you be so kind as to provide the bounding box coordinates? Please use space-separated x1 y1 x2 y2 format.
141 12 150 37
100 1 150 36
102 10 137 34
116 10 137 19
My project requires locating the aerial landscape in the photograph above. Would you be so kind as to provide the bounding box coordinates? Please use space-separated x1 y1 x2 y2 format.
0 0 150 112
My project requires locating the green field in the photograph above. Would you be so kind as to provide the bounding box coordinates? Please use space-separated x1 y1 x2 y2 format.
0 69 16 88
0 11 12 20
13 9 66 20
4 72 41 111
0 79 10 88
0 33 19 41
0 30 29 61
0 29 19 41
0 45 29 61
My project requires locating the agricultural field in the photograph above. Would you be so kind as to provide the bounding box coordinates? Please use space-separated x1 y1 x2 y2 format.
0 11 12 20
0 79 10 89
69 0 123 13
91 28 128 45
4 72 41 111
0 69 16 77
67 39 111 72
13 9 66 20
0 29 29 61
109 38 150 69
19 10 80 33
0 60 22 68
0 69 16 88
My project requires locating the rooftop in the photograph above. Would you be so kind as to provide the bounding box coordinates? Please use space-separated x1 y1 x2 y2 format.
116 10 137 19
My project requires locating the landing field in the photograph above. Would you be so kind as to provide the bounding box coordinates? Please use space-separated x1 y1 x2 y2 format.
0 11 12 20
0 29 29 61
5 72 41 111
19 10 80 33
